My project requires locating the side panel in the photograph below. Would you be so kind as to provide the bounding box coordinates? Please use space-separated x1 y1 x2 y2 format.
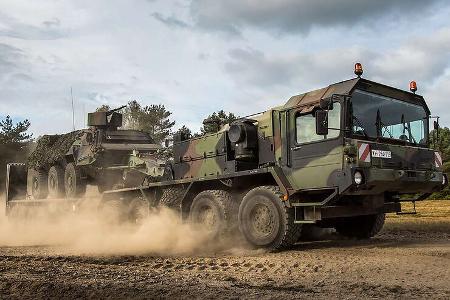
284 107 344 190
6 163 27 203
173 132 228 180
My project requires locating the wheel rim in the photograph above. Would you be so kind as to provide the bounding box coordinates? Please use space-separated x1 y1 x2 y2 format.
249 202 275 238
67 174 74 195
32 178 39 194
49 175 56 190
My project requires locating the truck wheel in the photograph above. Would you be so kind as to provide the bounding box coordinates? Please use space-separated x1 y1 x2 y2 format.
64 163 86 198
30 169 48 199
99 198 128 224
48 165 65 198
238 186 302 251
335 213 385 239
189 190 234 239
128 197 149 225
159 186 185 208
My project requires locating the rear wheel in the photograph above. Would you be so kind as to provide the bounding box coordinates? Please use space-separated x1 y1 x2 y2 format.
48 165 65 198
335 213 385 239
64 163 86 198
30 169 48 199
189 190 234 239
238 186 302 251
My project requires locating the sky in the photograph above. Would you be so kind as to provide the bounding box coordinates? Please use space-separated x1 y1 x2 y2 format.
1 0 450 136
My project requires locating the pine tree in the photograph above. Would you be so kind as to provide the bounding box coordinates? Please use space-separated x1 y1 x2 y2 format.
0 115 32 144
201 110 238 134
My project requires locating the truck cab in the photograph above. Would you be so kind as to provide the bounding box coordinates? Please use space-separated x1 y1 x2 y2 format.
279 78 445 197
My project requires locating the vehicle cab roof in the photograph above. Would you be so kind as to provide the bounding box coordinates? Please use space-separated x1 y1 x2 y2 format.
282 77 430 114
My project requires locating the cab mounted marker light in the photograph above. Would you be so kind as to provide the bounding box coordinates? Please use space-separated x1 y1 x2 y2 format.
410 81 417 94
354 63 363 77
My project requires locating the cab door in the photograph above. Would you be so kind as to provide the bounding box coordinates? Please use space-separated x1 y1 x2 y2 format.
286 101 344 190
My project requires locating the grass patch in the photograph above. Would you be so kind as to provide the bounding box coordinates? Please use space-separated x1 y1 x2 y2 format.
385 200 450 233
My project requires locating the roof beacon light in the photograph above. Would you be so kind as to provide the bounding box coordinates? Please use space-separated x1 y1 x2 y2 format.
410 81 417 94
354 63 363 77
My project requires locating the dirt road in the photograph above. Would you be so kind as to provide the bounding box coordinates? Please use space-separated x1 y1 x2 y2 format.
0 201 449 299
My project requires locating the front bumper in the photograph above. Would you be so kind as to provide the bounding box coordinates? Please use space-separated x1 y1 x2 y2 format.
346 168 446 195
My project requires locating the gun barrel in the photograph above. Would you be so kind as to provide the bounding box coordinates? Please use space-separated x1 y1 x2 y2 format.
107 105 126 115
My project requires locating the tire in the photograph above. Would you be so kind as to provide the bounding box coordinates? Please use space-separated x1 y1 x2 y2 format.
189 190 234 239
238 186 302 251
128 197 149 225
335 213 385 239
30 169 48 199
159 186 185 208
48 165 65 198
64 163 86 198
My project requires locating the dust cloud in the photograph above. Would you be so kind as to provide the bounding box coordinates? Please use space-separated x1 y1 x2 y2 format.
0 194 241 256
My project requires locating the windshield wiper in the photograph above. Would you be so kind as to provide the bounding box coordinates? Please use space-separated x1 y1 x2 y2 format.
352 115 369 138
375 109 393 139
401 114 417 144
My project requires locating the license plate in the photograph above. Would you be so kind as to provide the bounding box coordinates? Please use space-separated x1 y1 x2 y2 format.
371 149 391 159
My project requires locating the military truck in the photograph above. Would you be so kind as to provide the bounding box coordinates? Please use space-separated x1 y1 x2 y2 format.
6 106 166 202
6 64 447 251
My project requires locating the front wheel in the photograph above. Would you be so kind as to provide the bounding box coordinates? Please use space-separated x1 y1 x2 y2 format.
238 186 302 251
335 213 385 239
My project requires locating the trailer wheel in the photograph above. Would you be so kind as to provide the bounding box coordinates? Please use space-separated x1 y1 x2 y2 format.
48 165 65 198
335 213 385 239
128 197 149 225
64 163 86 198
238 186 302 251
189 190 234 239
159 186 185 208
30 169 48 199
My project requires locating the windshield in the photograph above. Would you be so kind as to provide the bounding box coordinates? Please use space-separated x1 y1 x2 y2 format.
351 90 428 145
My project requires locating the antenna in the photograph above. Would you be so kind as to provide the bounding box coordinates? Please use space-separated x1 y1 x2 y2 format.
71 87 75 131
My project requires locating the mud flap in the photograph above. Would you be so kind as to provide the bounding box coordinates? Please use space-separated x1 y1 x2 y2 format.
5 163 27 215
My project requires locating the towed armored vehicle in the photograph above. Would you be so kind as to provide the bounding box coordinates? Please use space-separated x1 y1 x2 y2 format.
6 106 166 202
6 64 448 251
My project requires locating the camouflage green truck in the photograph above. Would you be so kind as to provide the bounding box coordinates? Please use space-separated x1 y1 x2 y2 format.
99 66 446 251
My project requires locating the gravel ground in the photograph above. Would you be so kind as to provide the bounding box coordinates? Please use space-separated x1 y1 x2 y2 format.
0 201 449 299
0 227 449 299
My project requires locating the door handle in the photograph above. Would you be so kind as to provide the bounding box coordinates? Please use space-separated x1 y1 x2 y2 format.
291 146 302 151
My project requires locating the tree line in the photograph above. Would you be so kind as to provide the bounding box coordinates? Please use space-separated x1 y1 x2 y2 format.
96 100 237 144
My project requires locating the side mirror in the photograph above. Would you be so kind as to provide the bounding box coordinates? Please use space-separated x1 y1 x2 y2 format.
434 120 440 130
315 110 329 135
319 98 334 110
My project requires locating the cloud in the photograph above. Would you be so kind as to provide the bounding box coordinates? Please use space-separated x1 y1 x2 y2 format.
224 27 450 91
151 12 190 29
0 12 66 40
190 0 444 35
0 43 29 81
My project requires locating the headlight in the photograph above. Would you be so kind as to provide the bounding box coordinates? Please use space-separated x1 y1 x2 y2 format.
354 171 363 185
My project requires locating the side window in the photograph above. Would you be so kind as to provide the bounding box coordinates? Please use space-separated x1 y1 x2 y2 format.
296 102 341 144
